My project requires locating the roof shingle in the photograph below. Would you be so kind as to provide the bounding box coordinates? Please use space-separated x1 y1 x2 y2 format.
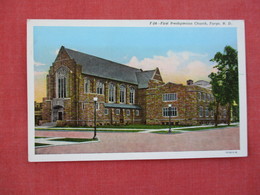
63 47 156 88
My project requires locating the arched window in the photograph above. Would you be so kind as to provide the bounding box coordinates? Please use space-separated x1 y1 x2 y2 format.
199 106 204 117
198 92 201 101
96 81 104 94
205 107 209 117
109 83 116 102
120 85 126 103
56 66 68 98
130 87 135 104
84 78 90 93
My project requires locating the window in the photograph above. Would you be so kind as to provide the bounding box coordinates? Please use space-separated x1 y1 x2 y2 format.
199 106 203 117
205 107 209 117
126 109 130 116
207 94 211 101
96 81 104 94
130 87 135 104
135 110 140 116
104 108 109 115
84 78 90 93
162 107 177 117
120 85 126 103
201 93 205 101
94 102 100 110
115 109 120 115
211 110 214 117
198 92 201 101
56 66 68 98
163 93 177 101
223 109 227 116
211 95 214 102
109 83 116 102
82 103 87 110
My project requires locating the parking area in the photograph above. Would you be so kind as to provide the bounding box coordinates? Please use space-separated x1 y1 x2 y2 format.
35 126 240 154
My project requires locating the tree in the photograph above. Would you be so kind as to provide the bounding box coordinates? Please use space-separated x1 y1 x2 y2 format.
209 46 238 126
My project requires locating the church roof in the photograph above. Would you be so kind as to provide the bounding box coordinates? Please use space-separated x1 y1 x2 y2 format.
136 70 156 89
64 47 156 86
193 80 211 89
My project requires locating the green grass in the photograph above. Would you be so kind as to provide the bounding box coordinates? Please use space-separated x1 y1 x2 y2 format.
35 128 142 133
50 138 98 142
178 125 237 131
35 143 51 147
97 129 142 133
35 136 49 138
99 124 183 129
151 131 182 134
36 124 184 130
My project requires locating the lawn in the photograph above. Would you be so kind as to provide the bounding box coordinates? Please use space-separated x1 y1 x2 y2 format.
35 128 143 132
36 124 183 131
50 138 98 142
151 131 182 134
35 136 49 138
177 125 237 131
99 124 183 129
35 143 51 147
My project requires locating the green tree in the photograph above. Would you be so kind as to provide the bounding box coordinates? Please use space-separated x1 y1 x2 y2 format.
209 46 238 126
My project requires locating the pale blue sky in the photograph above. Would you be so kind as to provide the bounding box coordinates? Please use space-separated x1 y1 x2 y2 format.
34 26 237 73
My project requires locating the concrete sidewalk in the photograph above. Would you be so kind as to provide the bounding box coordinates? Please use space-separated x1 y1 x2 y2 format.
35 126 240 154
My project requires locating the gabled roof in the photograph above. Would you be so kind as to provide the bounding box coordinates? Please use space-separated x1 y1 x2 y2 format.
193 80 211 89
136 70 156 89
64 47 142 85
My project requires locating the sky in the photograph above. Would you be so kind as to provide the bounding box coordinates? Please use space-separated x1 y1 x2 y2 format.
34 26 237 102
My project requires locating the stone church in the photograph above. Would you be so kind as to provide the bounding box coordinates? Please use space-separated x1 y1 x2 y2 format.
41 46 227 127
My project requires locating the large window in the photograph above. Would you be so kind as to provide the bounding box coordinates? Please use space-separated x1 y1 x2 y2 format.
115 109 120 115
109 83 116 102
120 85 126 103
205 107 209 117
96 81 104 94
84 78 90 93
198 92 201 101
162 107 177 117
126 109 130 116
130 87 135 104
135 110 140 116
56 66 68 98
163 93 177 101
207 94 210 102
199 106 204 117
223 109 227 117
104 108 109 115
201 93 205 101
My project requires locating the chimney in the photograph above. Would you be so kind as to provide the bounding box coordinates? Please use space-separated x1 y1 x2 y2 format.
187 79 193 85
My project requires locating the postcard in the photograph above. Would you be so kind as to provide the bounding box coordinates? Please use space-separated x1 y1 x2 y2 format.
27 19 247 162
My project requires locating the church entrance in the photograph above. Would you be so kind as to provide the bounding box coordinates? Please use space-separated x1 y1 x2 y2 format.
58 111 63 120
53 105 64 122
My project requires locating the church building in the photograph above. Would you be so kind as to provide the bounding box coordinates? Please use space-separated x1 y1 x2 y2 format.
41 46 226 127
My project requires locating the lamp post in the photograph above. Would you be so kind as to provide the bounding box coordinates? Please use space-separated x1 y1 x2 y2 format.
93 97 98 139
168 104 172 133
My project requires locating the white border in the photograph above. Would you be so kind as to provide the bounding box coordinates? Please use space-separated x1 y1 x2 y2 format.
27 20 247 162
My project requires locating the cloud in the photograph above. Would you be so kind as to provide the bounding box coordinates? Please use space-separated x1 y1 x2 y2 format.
55 49 60 55
127 51 214 84
34 71 47 76
34 61 46 66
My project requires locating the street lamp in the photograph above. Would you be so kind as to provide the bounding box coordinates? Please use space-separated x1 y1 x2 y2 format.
168 104 172 133
93 97 98 139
